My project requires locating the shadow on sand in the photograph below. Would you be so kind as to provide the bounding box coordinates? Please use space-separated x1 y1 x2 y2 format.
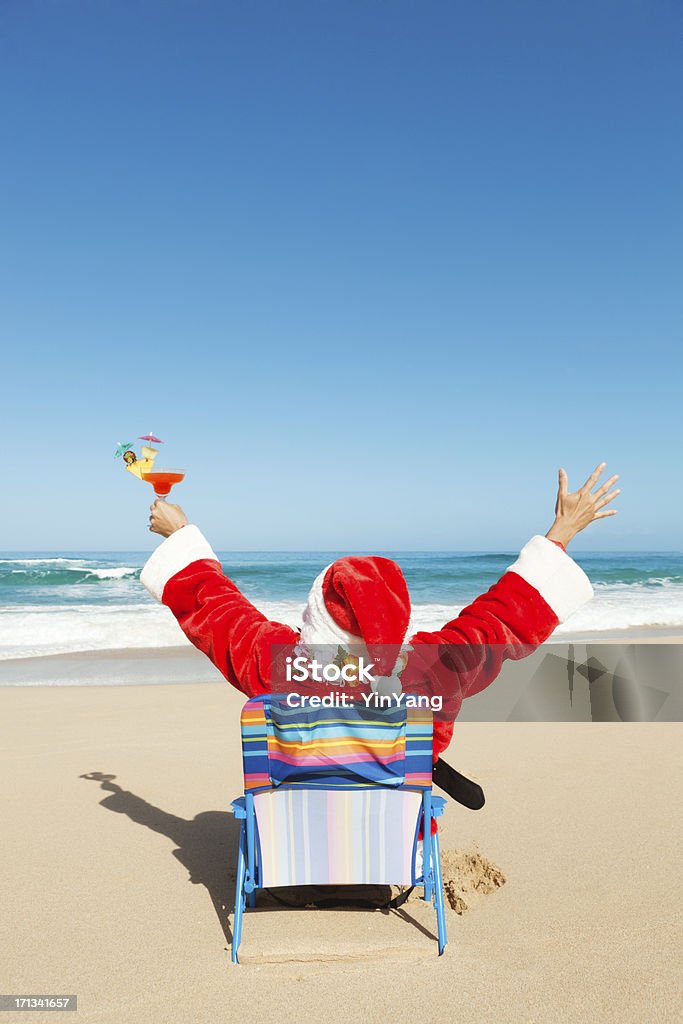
79 771 240 944
79 772 434 953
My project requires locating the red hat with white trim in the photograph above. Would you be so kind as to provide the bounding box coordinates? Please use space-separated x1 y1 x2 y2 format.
300 556 411 675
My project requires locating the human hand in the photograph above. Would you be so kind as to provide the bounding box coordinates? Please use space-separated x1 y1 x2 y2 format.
546 463 620 548
149 499 188 537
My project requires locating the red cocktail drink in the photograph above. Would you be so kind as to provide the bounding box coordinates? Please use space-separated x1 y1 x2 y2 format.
141 470 185 499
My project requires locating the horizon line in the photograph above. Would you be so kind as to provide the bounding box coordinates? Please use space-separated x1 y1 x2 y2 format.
1 547 681 556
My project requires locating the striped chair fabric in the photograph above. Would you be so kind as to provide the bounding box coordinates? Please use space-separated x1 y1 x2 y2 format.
253 787 423 886
240 694 433 793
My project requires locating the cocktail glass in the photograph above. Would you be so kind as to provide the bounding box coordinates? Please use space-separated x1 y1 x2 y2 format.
141 469 185 501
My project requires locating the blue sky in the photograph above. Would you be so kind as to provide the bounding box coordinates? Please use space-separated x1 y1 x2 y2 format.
1 1 681 551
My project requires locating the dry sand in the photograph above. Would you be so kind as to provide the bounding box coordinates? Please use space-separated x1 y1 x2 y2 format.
0 680 681 1023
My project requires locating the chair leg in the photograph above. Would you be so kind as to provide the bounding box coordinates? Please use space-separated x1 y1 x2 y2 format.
231 822 247 964
247 801 257 908
246 791 256 909
422 846 434 904
422 793 434 904
423 863 433 901
432 829 447 955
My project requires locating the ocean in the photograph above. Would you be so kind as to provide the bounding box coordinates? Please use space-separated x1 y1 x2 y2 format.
1 549 682 663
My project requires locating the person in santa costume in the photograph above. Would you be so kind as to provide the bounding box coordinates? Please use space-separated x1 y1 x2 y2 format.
141 463 619 765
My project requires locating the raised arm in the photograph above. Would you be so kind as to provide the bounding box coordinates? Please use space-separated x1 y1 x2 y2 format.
140 501 298 697
408 464 620 756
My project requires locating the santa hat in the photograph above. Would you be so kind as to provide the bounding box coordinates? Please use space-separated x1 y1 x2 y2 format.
299 556 411 677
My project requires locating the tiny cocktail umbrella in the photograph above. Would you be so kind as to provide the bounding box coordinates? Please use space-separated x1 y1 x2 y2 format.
114 441 134 459
133 431 184 499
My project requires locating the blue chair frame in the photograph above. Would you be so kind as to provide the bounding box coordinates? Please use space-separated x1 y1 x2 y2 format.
229 787 448 963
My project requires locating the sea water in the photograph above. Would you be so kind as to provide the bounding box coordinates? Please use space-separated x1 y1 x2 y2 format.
1 549 682 662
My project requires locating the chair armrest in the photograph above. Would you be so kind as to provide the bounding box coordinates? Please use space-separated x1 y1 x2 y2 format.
230 797 247 819
431 795 447 818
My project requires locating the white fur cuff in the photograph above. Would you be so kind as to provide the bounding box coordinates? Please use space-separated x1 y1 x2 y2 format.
299 565 360 647
506 535 594 623
140 525 219 603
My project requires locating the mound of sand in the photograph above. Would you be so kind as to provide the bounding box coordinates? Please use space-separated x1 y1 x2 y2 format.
440 847 507 913
404 846 506 914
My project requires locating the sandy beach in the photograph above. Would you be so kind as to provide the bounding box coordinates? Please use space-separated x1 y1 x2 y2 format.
1 675 680 1024
3 0 682 1019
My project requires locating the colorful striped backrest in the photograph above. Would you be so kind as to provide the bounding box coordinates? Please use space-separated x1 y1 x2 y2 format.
240 694 433 793
253 788 423 886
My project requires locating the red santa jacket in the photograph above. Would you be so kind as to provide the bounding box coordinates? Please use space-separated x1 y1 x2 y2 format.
140 528 593 760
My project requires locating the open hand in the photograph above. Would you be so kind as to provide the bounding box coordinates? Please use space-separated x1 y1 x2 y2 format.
546 463 620 548
149 499 188 537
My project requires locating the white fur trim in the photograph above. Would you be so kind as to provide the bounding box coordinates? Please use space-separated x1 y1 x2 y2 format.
506 535 594 624
299 565 360 647
140 525 219 603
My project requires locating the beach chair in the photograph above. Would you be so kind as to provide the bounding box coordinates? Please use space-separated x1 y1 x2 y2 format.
229 694 447 962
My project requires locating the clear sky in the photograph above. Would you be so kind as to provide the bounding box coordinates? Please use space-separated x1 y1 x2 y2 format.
1 1 681 551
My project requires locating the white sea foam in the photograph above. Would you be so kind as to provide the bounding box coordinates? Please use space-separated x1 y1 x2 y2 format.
553 583 683 634
1 583 682 663
7 566 140 579
0 557 94 566
75 566 140 579
0 604 186 660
